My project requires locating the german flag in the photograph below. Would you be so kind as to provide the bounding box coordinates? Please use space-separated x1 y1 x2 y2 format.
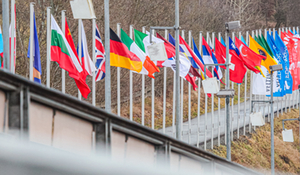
110 28 143 72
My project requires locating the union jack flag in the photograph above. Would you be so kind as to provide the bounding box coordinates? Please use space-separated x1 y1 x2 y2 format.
95 25 105 81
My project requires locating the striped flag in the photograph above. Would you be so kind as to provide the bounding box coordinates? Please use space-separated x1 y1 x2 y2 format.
95 25 106 81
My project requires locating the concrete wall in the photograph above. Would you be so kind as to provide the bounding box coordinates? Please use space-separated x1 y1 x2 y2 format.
0 90 7 133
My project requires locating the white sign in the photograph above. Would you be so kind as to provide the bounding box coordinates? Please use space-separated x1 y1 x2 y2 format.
70 0 96 19
202 77 219 94
250 112 265 126
282 129 294 142
147 42 168 61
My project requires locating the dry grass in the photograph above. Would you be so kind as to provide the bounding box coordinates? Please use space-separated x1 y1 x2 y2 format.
210 109 300 175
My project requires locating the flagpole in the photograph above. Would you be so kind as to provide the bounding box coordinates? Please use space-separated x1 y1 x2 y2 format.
244 31 248 135
46 7 51 88
265 28 270 122
142 26 146 125
129 25 133 121
217 32 221 146
252 30 256 131
29 3 34 81
151 29 155 129
180 30 185 139
211 32 215 149
78 19 82 100
163 29 168 134
247 31 252 134
92 18 96 106
231 32 234 141
188 30 192 143
61 10 66 93
175 0 181 140
104 0 111 112
225 23 231 161
10 0 15 73
2 0 9 70
197 31 203 147
237 32 241 139
204 31 208 150
117 23 121 116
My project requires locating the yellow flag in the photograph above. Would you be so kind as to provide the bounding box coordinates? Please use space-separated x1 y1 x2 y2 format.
249 35 277 73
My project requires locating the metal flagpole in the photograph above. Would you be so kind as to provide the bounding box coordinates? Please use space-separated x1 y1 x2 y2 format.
61 10 66 93
252 30 256 131
297 27 299 110
163 29 168 134
46 7 51 88
211 32 215 149
175 0 181 140
10 0 15 73
130 25 134 121
104 0 111 112
237 32 241 139
265 28 270 122
141 26 145 125
279 28 283 115
181 30 185 139
188 30 192 143
231 32 234 141
218 32 221 146
247 31 252 134
78 19 82 100
197 31 203 147
273 28 279 118
204 31 209 150
92 18 96 106
270 69 275 175
224 31 228 144
173 57 176 137
151 29 155 129
2 0 9 70
29 3 34 81
117 23 121 116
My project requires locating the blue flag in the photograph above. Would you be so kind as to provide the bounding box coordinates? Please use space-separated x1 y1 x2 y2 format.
241 36 247 46
274 31 293 94
266 32 286 97
192 38 204 65
27 13 42 84
221 37 226 46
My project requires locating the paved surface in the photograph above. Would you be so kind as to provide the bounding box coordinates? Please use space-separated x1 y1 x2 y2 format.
158 94 298 147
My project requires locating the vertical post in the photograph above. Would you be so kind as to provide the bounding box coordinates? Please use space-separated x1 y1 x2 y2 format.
279 28 284 115
225 29 231 161
92 18 96 105
151 29 155 129
180 30 185 139
237 32 241 139
61 10 66 93
105 0 111 112
175 0 181 140
265 28 270 122
204 31 209 150
117 23 121 116
248 31 252 133
163 29 168 134
29 3 34 81
197 31 203 147
270 70 275 175
129 25 133 121
2 0 9 70
231 32 234 141
218 32 221 146
78 19 82 100
224 31 228 144
141 26 145 124
46 7 51 88
211 32 215 149
10 0 15 73
188 30 192 143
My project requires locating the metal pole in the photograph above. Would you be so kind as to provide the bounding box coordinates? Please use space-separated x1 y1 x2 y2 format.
211 32 215 149
163 29 168 134
265 28 270 122
218 32 221 146
117 23 121 116
129 25 133 121
248 31 252 134
78 19 82 100
180 30 185 139
188 30 192 143
92 18 96 105
225 31 228 144
231 32 234 141
29 3 34 81
204 31 209 150
2 0 9 70
151 29 155 129
46 7 51 88
225 29 231 161
61 10 66 93
175 0 181 140
105 0 111 112
10 0 15 73
237 32 241 139
197 31 203 147
270 70 275 175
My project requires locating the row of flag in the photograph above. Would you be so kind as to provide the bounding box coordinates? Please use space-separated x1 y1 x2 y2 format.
3 11 300 99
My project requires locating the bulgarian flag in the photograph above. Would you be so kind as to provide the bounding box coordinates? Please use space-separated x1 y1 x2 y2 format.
51 15 82 80
120 28 159 78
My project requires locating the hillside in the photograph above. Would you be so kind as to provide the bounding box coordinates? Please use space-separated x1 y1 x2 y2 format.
210 109 300 175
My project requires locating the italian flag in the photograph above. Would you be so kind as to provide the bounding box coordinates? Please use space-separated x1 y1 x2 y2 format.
120 28 159 79
51 15 82 80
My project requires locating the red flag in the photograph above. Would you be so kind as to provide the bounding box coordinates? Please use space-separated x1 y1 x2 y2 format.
65 19 91 99
235 37 264 74
215 38 247 83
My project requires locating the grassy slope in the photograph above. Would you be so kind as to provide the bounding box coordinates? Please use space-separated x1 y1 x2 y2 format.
210 109 300 175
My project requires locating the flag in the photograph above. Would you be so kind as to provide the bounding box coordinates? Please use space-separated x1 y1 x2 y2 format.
51 15 82 81
27 13 42 84
95 25 105 81
192 38 204 65
110 28 143 72
275 31 293 94
215 37 247 83
9 4 16 71
121 28 159 79
202 37 223 81
0 26 3 67
235 37 263 74
65 18 91 98
241 36 247 46
221 37 226 46
266 32 286 97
